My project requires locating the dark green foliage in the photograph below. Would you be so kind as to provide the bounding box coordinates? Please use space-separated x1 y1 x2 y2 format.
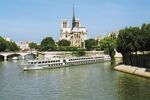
0 41 7 52
8 42 20 51
141 24 150 51
0 36 6 51
85 39 97 50
29 42 38 49
0 36 20 52
40 37 56 51
58 39 70 46
116 24 150 68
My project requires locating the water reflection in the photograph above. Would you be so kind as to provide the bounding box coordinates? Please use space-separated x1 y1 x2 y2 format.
116 72 150 100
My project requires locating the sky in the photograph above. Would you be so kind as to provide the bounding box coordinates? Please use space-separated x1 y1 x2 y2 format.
0 0 150 43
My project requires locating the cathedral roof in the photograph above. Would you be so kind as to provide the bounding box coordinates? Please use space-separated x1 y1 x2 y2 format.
71 27 87 33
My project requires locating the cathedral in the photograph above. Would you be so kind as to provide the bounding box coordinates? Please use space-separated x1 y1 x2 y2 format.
60 8 87 48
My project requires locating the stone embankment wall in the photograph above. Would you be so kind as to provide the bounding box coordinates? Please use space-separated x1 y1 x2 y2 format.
114 64 150 79
38 51 105 58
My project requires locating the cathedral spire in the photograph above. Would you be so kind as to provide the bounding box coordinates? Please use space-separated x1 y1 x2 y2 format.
72 5 76 29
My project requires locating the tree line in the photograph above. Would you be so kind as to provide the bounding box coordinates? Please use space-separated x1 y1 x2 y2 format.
0 33 115 57
29 37 86 56
116 23 150 68
0 36 19 52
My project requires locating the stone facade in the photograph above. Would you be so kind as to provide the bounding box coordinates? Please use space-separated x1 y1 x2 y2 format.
60 9 87 48
17 41 30 51
108 31 119 39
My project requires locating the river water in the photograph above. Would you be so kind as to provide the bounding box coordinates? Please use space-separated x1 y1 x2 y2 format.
0 59 149 100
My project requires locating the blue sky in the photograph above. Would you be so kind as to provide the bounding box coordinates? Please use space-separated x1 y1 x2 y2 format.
0 0 150 43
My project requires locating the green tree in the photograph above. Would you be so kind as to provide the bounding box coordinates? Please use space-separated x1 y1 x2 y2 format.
0 36 5 42
58 39 70 46
8 42 20 51
140 24 150 67
116 23 150 68
129 27 141 65
85 39 97 50
40 37 56 51
117 28 132 63
141 23 150 51
0 36 20 52
0 41 7 52
29 42 38 50
0 36 7 52
100 37 116 59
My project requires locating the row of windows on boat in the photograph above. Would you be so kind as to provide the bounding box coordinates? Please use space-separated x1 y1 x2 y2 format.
68 57 94 61
30 60 60 64
29 59 104 65
50 59 103 66
47 60 101 66
66 60 97 64
47 60 95 67
68 57 103 61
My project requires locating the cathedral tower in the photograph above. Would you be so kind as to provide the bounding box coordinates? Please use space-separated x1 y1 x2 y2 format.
60 6 87 48
72 6 76 29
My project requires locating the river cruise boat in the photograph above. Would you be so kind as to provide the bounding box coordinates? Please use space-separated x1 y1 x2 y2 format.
22 55 111 71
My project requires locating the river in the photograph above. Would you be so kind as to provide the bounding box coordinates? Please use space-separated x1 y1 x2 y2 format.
0 59 149 100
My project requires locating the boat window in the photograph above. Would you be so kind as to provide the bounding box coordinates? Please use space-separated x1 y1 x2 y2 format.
63 60 66 63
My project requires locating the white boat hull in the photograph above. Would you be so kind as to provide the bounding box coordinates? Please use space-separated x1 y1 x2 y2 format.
22 57 111 71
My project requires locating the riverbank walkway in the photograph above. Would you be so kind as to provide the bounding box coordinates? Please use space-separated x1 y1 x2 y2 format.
114 64 150 79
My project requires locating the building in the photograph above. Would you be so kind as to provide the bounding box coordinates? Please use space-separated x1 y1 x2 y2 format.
95 35 105 46
108 30 119 39
60 7 87 48
17 41 30 51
